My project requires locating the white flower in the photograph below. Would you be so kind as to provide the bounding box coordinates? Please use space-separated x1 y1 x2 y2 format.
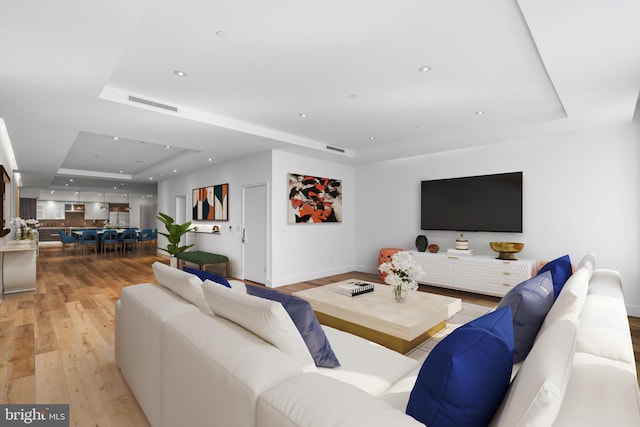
378 251 424 291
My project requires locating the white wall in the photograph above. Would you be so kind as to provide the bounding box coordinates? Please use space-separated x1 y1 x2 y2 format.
158 151 272 278
269 150 356 286
355 124 640 315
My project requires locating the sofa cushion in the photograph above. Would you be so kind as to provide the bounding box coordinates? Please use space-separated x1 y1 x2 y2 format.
202 280 316 371
490 314 579 427
319 325 418 396
406 306 514 427
537 254 572 300
496 271 554 363
152 261 210 313
246 284 340 368
183 265 231 288
537 267 588 338
575 295 634 363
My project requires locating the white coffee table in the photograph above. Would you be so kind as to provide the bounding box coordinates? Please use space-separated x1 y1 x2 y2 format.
293 279 462 353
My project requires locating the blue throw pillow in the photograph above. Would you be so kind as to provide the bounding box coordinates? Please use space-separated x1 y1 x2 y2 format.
495 271 554 363
406 306 514 427
538 254 572 300
182 266 231 288
246 285 340 368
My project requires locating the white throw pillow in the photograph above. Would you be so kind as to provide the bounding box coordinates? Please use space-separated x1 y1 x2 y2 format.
537 267 588 338
202 280 316 372
576 252 596 280
490 314 579 427
152 261 210 313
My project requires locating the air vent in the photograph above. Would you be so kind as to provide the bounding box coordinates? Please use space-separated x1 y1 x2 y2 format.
128 95 178 112
326 145 345 153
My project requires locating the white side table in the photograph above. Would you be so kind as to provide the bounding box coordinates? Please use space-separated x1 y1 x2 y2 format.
1 240 37 294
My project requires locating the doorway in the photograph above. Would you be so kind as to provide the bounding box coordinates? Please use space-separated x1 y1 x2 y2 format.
242 184 268 284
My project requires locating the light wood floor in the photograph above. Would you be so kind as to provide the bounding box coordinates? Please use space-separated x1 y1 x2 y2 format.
0 244 638 426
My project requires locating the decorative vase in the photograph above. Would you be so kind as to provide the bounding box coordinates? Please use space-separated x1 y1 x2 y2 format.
393 282 413 303
415 235 428 252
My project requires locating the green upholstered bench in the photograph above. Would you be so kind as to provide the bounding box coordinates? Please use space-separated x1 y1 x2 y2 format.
176 251 230 277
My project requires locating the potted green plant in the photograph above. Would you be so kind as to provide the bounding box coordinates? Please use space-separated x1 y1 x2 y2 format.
156 212 195 267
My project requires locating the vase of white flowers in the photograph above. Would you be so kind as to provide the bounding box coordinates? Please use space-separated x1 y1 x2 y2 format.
378 251 425 303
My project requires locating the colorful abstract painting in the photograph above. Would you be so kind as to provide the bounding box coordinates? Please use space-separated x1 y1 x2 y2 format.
193 183 228 221
288 173 342 224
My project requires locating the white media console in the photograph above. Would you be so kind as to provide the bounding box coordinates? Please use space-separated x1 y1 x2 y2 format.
408 250 536 297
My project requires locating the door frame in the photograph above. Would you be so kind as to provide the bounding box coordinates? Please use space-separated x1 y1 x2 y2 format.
242 182 270 285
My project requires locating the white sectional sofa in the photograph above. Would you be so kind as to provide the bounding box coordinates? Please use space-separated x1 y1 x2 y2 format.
115 255 640 427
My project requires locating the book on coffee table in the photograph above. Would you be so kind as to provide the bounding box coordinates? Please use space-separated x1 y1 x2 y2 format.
334 282 374 297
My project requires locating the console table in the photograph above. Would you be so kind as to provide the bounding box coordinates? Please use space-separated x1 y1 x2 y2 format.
408 250 536 297
1 240 37 294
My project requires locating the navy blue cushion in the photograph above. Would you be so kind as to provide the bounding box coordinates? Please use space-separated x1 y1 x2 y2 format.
246 285 340 368
495 271 554 363
406 306 514 427
538 255 572 300
182 266 231 288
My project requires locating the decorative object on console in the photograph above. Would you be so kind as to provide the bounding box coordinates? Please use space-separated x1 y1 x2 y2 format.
427 244 439 253
192 183 229 221
287 173 342 223
415 235 428 252
378 251 425 303
455 234 469 250
490 241 524 260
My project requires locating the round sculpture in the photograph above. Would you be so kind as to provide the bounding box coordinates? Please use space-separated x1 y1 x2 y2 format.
490 242 524 260
427 244 439 253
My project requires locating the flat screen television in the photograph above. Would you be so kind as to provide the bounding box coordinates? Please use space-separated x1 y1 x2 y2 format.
420 171 523 232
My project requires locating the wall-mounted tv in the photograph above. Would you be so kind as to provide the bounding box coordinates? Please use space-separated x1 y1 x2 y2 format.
420 172 523 233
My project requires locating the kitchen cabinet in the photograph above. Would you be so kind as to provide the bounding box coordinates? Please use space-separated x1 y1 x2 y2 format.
84 202 109 220
36 201 65 219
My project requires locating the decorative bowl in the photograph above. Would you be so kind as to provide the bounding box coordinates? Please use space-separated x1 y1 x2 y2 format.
489 242 524 260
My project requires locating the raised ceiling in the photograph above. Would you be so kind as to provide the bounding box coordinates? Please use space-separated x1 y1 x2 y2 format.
1 0 639 196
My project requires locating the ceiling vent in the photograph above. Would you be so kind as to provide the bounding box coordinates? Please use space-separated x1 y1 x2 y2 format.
128 95 178 112
326 145 345 153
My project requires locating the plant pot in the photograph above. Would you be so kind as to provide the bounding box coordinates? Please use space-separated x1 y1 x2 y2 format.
170 256 178 269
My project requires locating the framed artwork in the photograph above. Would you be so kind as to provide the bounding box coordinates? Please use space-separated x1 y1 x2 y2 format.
192 183 228 221
0 165 9 237
288 173 342 224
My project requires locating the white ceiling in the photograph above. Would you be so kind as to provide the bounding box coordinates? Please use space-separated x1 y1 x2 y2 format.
1 0 639 197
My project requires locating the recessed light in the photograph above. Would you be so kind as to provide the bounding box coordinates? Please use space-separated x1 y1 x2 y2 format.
50 190 54 194
69 179 74 182
149 177 153 180
418 66 431 73
119 170 124 173
369 136 376 141
174 70 187 77
113 136 119 140
298 113 308 118
113 186 117 190
208 158 213 162
475 111 486 115
173 169 177 173
165 145 171 149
